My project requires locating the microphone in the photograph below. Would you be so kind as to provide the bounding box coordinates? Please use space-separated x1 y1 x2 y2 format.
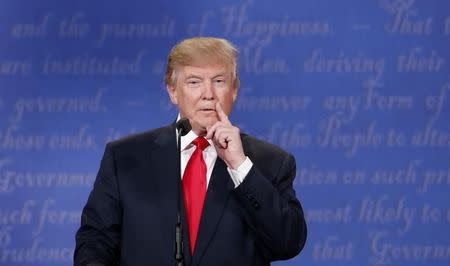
174 118 191 266
176 118 192 137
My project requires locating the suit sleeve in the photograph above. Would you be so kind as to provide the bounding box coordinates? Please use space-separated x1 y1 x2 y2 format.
74 143 122 266
233 153 307 260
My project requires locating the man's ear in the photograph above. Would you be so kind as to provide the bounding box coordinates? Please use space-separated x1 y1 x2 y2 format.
166 84 178 105
232 85 238 102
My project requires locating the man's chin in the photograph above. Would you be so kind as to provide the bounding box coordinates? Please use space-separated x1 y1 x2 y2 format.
192 119 218 135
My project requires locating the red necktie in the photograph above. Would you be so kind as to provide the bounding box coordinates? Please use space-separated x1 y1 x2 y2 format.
182 136 209 254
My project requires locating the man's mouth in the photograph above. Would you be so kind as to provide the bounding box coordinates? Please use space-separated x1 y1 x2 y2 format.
199 108 216 112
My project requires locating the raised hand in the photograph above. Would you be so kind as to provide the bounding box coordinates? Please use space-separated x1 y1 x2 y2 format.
206 102 246 169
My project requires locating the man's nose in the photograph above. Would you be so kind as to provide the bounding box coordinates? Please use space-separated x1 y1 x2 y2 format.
202 80 215 100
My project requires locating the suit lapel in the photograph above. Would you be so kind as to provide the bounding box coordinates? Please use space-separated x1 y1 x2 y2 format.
151 124 192 265
191 158 235 266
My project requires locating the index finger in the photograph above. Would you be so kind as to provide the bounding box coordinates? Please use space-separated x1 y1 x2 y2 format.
216 102 231 125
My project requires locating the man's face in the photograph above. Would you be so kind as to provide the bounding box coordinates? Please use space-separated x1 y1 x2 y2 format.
167 64 237 135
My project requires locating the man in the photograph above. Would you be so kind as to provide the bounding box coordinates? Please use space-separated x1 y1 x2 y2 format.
74 37 307 266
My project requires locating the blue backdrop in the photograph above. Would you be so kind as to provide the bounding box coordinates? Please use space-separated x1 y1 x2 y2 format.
1 0 449 265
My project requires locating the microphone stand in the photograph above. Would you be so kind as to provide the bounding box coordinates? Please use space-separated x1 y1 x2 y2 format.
175 118 190 266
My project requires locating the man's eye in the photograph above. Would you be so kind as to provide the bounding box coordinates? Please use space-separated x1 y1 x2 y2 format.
187 80 200 85
215 79 225 83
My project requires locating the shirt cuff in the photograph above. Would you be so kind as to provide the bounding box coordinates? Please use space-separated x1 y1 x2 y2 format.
227 156 253 188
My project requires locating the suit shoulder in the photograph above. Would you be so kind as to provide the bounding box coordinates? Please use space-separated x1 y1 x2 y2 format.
106 124 172 152
242 134 296 181
242 134 292 160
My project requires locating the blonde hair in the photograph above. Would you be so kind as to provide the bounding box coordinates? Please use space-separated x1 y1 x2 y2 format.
164 37 239 88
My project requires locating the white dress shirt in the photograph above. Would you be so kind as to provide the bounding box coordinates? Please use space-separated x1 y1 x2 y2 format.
179 129 253 188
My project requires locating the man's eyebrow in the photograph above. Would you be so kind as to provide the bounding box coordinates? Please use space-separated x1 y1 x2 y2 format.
185 74 202 80
212 73 227 79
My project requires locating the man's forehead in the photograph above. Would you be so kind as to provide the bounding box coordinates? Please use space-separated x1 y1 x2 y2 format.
179 65 230 77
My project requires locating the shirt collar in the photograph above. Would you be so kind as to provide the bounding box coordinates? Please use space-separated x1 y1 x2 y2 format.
176 114 214 151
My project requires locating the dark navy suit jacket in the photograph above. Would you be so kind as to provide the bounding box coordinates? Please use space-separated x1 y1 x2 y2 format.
74 123 307 266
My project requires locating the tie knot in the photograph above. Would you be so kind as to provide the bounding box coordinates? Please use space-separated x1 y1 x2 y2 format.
192 137 209 151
